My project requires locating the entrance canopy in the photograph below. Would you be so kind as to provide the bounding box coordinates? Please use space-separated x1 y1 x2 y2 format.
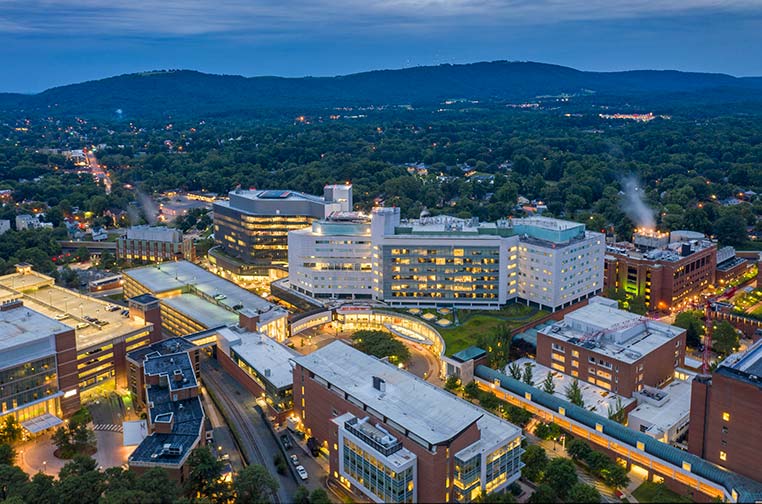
21 413 63 434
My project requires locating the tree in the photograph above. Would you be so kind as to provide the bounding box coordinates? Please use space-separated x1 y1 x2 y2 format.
565 378 584 407
293 486 311 504
444 375 461 392
566 438 592 461
351 330 411 364
310 488 331 504
464 381 480 400
0 417 22 444
542 458 578 498
0 464 28 500
0 445 15 466
52 426 72 457
600 462 630 489
74 246 90 263
715 212 747 246
477 490 516 503
24 473 58 504
607 397 626 424
521 445 548 482
567 482 601 503
508 362 522 380
712 321 740 357
186 447 229 501
528 483 557 504
541 371 555 394
522 363 533 385
674 311 704 348
234 464 279 503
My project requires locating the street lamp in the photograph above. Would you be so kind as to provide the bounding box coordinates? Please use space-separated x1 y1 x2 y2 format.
42 460 47 473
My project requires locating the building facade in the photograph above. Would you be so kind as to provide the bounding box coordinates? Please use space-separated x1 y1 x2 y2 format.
212 184 352 269
688 340 762 482
604 231 717 312
288 212 373 300
293 341 524 503
116 225 195 263
535 297 686 398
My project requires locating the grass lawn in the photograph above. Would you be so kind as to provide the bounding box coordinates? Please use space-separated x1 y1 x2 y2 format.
632 482 692 503
439 305 548 356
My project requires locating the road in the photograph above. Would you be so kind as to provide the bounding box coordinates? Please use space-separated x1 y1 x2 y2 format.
84 149 112 194
201 357 306 503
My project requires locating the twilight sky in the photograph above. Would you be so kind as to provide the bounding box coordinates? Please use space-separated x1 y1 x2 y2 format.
1 0 761 93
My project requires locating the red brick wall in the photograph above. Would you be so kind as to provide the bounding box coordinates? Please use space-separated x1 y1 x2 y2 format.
687 372 762 481
294 363 480 503
217 351 290 423
55 329 80 417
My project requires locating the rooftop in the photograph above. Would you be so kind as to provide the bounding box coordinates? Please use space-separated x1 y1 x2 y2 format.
0 303 68 370
129 394 203 466
542 298 684 364
127 337 197 363
716 339 762 386
0 271 154 350
629 380 692 440
124 261 286 324
124 225 183 242
295 341 521 447
216 326 298 389
143 351 197 392
510 358 635 416
162 294 238 329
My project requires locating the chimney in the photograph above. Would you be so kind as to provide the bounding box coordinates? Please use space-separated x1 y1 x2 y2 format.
239 310 260 331
0 299 23 312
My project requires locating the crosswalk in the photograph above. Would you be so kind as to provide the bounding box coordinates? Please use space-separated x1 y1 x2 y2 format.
93 424 123 432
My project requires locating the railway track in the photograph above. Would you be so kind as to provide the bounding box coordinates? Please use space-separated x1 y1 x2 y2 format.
202 369 283 503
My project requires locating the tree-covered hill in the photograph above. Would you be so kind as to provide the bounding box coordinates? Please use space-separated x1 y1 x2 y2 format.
2 61 762 119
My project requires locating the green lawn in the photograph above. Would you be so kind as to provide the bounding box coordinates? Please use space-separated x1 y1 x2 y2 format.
632 482 692 503
438 305 548 356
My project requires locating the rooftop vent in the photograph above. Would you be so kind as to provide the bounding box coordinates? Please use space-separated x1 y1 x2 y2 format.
372 376 386 392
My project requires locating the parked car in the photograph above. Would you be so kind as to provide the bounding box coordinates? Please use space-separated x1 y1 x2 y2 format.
296 465 308 481
289 454 299 466
307 437 320 456
280 434 292 450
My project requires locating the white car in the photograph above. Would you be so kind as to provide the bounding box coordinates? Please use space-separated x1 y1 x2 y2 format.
295 465 308 481
289 454 299 466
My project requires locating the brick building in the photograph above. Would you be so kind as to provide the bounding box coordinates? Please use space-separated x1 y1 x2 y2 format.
293 341 524 503
116 225 195 263
688 339 762 482
535 297 686 398
604 232 717 312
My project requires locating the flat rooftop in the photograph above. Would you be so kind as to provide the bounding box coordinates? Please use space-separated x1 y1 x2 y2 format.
127 337 197 363
511 358 635 416
0 304 67 370
129 394 203 466
543 299 684 364
216 326 297 389
143 351 197 392
717 339 762 385
0 272 153 350
125 261 287 324
295 341 521 447
162 294 238 329
629 379 692 439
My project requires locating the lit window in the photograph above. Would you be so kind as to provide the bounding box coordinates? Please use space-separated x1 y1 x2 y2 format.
722 412 730 422
720 451 727 461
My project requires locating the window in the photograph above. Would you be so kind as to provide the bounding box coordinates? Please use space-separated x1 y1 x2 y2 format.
720 451 727 461
722 412 730 422
721 426 728 434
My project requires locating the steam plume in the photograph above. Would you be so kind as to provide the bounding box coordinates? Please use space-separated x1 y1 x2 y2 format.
621 176 655 229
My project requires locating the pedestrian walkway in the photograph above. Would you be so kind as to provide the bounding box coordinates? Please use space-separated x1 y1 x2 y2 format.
93 424 123 432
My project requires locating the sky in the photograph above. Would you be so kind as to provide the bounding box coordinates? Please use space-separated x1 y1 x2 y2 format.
1 0 762 93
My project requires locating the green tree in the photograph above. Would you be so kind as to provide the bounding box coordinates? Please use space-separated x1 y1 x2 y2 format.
464 381 480 400
566 438 592 461
293 486 311 504
74 246 90 263
600 462 630 489
522 363 533 385
528 483 557 504
234 464 279 503
541 371 555 394
444 375 461 392
715 212 747 246
567 482 601 503
542 458 578 498
186 447 229 501
477 489 517 503
310 488 331 504
0 464 28 501
0 444 15 465
23 473 58 504
0 417 22 444
607 397 626 424
712 321 740 357
674 311 704 348
521 445 548 482
351 330 411 364
508 362 522 380
565 378 584 407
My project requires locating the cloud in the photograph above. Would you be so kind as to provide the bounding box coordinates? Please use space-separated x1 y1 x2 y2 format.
1 0 760 37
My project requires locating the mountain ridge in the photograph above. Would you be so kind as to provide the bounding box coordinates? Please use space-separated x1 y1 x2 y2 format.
2 61 762 119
